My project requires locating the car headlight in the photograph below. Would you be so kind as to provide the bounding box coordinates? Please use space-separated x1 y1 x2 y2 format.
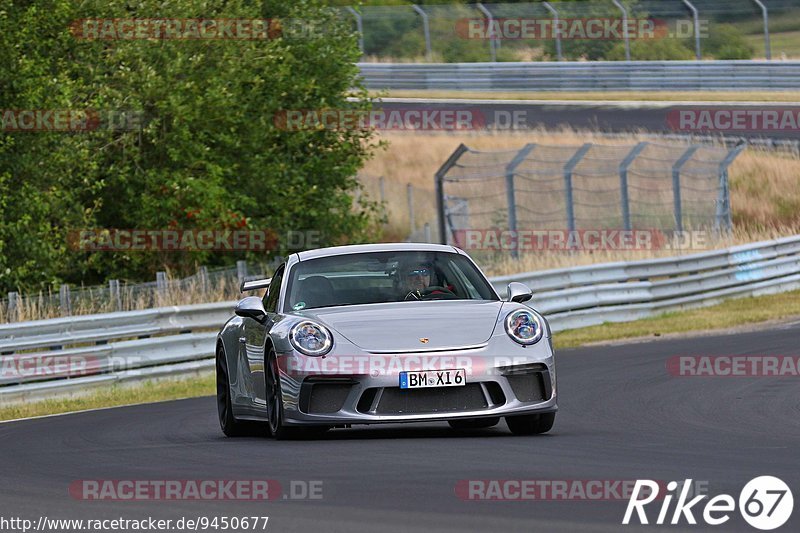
505 309 544 345
290 321 333 356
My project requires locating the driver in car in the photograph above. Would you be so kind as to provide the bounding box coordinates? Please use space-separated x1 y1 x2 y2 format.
399 261 456 300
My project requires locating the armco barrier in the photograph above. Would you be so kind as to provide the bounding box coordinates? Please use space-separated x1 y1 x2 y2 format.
2 234 799 402
358 61 800 92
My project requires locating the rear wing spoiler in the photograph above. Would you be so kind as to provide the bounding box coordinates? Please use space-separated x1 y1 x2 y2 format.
240 277 271 292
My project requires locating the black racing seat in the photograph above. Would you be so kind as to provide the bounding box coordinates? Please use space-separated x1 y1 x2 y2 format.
300 275 336 308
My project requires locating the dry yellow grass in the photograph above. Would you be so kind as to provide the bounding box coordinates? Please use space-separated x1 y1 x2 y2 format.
360 130 800 275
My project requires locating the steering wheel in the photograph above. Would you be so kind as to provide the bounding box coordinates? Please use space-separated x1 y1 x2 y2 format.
404 286 457 301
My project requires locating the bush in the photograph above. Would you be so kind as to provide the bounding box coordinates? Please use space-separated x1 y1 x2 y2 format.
605 38 695 61
704 24 754 59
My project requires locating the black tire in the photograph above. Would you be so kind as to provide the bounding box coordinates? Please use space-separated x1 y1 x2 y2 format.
216 346 263 437
448 417 500 430
506 412 556 436
265 348 330 440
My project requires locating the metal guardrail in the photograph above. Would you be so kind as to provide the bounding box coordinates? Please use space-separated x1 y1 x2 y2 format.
358 61 800 92
2 234 799 403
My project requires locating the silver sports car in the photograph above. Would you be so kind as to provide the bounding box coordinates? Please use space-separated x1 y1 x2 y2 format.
216 243 556 439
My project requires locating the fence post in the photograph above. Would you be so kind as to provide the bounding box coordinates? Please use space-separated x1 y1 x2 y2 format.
59 284 71 317
198 266 209 294
407 183 415 233
619 142 649 231
236 260 248 286
378 176 385 203
435 144 469 244
563 144 593 234
411 4 432 61
672 146 700 233
156 271 167 302
542 2 563 61
681 0 701 60
345 7 364 55
7 292 18 322
505 143 536 258
476 3 497 62
717 142 747 233
612 0 631 61
424 223 431 243
752 0 771 60
108 279 121 311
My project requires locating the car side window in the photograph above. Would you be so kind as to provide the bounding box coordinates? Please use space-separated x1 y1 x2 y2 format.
263 264 285 313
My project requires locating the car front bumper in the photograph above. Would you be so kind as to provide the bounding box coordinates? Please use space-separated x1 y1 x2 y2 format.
276 337 557 426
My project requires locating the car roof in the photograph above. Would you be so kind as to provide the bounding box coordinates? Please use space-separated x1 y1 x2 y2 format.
296 242 461 261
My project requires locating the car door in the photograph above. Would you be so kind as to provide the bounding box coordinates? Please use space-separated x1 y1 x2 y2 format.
240 264 284 407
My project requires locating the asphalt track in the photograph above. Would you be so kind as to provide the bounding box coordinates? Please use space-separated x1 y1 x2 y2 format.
1 321 799 533
375 98 800 141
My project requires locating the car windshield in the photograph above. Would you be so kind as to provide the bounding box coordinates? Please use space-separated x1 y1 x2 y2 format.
283 251 498 312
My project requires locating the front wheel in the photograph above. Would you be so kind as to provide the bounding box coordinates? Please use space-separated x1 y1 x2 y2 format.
506 412 555 435
217 346 263 437
265 348 329 440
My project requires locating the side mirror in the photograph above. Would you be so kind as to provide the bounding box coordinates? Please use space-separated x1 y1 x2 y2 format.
234 296 267 323
506 282 533 303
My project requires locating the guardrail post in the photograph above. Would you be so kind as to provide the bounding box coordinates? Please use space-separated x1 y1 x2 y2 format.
717 142 747 233
59 284 71 317
619 142 648 231
752 0 771 60
612 0 631 61
109 279 121 311
505 144 536 258
563 144 593 234
411 4 432 61
407 183 415 232
435 143 469 244
345 7 364 55
681 0 701 60
672 146 700 233
542 2 563 61
7 292 18 322
476 3 497 62
236 260 248 286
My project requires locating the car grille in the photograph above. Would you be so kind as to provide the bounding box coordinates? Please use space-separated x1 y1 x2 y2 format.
301 382 354 414
506 373 547 402
372 384 488 415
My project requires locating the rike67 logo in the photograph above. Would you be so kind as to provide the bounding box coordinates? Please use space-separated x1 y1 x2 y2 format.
623 477 793 530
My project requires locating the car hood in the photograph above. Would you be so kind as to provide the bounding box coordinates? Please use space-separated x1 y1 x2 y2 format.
301 300 504 353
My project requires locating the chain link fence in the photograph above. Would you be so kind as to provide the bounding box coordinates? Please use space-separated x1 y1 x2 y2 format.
435 141 745 254
341 1 800 62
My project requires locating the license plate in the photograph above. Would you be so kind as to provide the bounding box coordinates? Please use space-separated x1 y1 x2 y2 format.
399 369 466 389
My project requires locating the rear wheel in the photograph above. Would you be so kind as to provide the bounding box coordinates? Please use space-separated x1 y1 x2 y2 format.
265 348 329 440
216 346 263 437
506 412 555 435
448 417 500 430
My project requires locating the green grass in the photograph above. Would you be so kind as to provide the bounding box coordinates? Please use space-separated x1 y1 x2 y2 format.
4 288 800 421
744 31 800 59
0 374 214 422
554 289 800 350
